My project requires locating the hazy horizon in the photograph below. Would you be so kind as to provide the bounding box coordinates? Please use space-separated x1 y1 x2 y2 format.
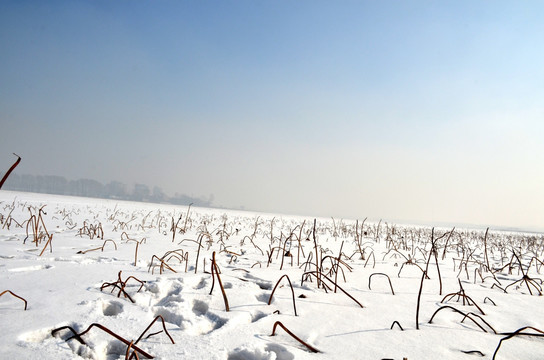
2 1 543 231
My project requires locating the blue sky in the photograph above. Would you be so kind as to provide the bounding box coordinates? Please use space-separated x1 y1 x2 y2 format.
1 1 543 230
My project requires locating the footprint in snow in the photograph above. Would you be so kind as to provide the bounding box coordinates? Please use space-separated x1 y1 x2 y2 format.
101 300 124 317
194 277 208 290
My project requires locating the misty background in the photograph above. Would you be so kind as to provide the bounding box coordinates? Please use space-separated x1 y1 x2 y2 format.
0 171 213 207
1 1 543 231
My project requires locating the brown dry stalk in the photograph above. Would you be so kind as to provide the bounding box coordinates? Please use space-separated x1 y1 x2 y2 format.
39 234 54 256
51 323 153 359
268 274 297 316
279 237 292 270
461 350 484 356
0 290 28 310
493 326 544 360
302 271 363 308
415 269 426 330
209 252 229 311
194 233 205 274
441 227 455 260
134 315 175 345
483 297 496 306
134 241 139 266
148 255 177 275
312 219 321 288
483 227 491 272
441 279 484 315
428 305 496 334
0 153 21 189
25 205 50 246
77 239 117 254
333 241 344 292
415 228 439 330
163 249 189 272
491 283 507 293
100 271 145 303
171 215 182 242
103 239 118 250
504 252 543 295
270 321 320 353
364 250 376 268
390 321 404 331
368 273 395 295
182 203 192 233
125 341 139 360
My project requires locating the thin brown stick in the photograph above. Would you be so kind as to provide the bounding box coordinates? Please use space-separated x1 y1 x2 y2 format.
209 252 229 311
493 326 544 360
268 275 297 316
135 315 175 345
125 341 137 360
312 219 320 288
428 305 496 333
0 153 21 189
0 290 27 310
51 323 153 359
302 271 363 308
415 269 426 330
39 234 54 256
368 273 395 295
194 234 204 274
270 321 320 353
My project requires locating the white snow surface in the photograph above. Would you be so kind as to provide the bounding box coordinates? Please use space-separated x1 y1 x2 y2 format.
1 190 543 359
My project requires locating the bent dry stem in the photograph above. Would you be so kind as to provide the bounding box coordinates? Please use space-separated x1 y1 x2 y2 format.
302 271 363 308
428 305 496 334
268 274 297 316
270 321 320 353
368 273 395 295
493 326 544 360
441 279 485 315
0 290 28 310
209 252 229 312
0 153 21 189
51 323 154 359
135 315 175 345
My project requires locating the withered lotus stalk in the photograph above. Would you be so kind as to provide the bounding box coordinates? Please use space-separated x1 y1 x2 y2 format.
268 274 297 316
270 321 320 353
0 290 28 310
0 153 21 190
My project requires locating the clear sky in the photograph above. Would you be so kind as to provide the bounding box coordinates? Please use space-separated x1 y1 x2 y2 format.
1 1 543 231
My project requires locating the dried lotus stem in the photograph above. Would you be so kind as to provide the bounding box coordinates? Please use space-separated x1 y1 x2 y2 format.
302 271 363 308
51 323 153 359
271 321 319 353
493 326 544 360
135 315 175 345
0 153 21 189
0 290 27 310
368 273 395 295
209 252 229 311
428 305 496 334
268 274 297 316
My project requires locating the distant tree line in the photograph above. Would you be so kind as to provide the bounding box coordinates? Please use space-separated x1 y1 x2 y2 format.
0 172 213 207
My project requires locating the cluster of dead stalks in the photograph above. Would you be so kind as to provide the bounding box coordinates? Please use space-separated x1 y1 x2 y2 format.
101 271 146 303
77 220 104 240
23 205 54 256
148 249 189 274
51 315 174 359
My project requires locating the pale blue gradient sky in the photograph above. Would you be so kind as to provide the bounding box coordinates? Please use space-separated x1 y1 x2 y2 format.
1 1 543 230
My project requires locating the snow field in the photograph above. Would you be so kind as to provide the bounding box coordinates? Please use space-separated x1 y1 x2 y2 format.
1 191 543 359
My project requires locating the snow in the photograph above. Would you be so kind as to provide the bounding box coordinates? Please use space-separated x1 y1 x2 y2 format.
1 190 543 359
